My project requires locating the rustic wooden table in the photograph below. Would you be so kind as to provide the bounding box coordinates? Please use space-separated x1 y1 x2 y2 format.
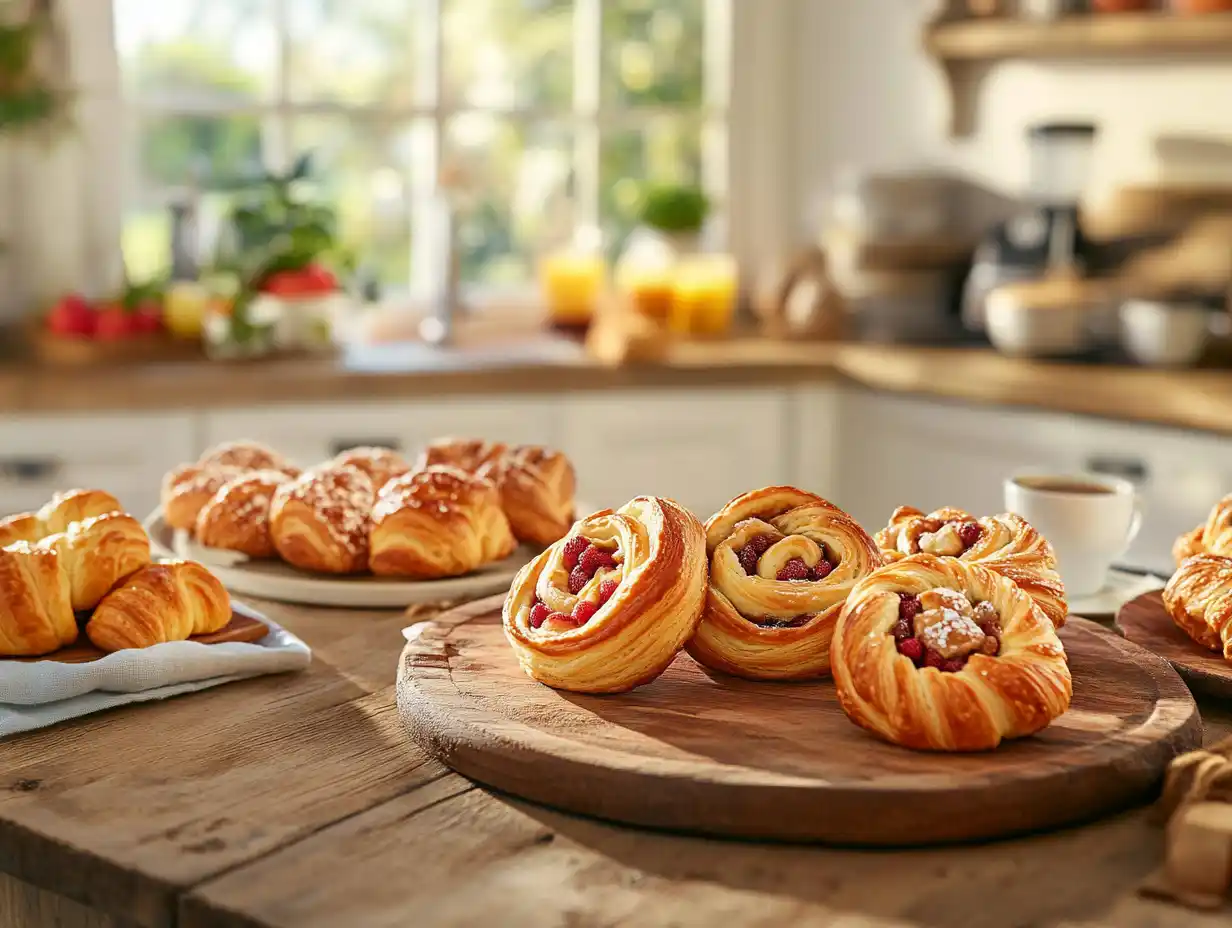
1 599 1229 928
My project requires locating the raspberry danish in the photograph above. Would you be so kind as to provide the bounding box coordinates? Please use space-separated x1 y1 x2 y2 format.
876 506 1067 628
504 496 706 693
832 554 1072 752
687 487 884 681
1174 495 1232 567
1163 554 1232 658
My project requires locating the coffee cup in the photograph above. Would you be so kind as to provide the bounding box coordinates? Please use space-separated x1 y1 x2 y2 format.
1004 473 1142 598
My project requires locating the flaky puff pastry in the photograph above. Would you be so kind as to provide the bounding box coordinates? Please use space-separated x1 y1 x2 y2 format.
687 487 884 681
195 470 294 559
0 542 76 656
37 512 152 611
504 496 706 693
369 467 516 578
86 560 231 652
329 447 410 493
1163 554 1232 658
0 488 124 547
198 440 297 476
162 465 245 532
832 554 1072 752
478 445 576 547
416 437 507 474
1174 496 1232 567
269 465 376 574
876 506 1067 629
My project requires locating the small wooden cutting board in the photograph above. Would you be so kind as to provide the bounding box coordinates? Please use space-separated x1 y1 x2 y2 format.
398 597 1201 846
1117 589 1232 701
3 612 269 664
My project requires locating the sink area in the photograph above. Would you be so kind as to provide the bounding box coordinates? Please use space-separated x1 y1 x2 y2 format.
341 327 588 374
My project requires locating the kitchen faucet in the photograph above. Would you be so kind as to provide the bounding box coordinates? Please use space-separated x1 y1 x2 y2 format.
418 164 467 347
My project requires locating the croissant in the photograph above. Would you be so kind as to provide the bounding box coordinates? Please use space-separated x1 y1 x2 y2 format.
194 470 293 559
876 506 1067 628
477 445 576 547
687 487 884 681
268 465 376 574
1174 495 1232 567
416 437 507 475
197 440 296 476
0 488 124 547
86 560 231 652
504 496 707 693
0 542 77 656
37 512 152 611
329 447 410 493
832 553 1072 752
369 467 516 578
1163 554 1232 658
162 464 245 533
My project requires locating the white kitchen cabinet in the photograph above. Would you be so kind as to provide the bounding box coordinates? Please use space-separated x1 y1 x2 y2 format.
561 388 791 519
0 412 195 519
201 397 561 468
789 384 841 499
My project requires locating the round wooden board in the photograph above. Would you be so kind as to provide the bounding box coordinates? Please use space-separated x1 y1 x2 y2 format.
1116 589 1232 700
397 596 1202 846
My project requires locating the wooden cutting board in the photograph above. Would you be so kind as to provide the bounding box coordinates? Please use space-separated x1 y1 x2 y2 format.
397 596 1201 846
3 612 268 664
1116 589 1232 700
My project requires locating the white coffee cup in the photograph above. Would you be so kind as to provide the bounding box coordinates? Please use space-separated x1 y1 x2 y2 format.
1004 473 1143 598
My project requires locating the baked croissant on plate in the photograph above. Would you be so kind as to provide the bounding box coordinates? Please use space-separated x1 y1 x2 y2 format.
416 437 507 475
0 488 124 547
1174 495 1232 567
0 542 77 656
162 464 245 533
329 447 411 493
687 487 884 681
832 554 1072 752
86 560 231 652
198 440 296 476
369 466 516 578
195 470 294 559
876 506 1067 628
269 465 377 574
1163 554 1232 658
478 445 576 547
504 496 706 693
37 512 152 611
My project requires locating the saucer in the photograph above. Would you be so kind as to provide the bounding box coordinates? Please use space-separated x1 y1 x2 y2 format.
1069 568 1168 620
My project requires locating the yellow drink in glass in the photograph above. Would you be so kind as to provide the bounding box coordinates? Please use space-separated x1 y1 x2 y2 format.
670 255 738 336
540 250 605 333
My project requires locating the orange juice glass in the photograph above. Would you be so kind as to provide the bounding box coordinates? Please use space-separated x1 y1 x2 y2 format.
539 250 605 331
670 255 738 336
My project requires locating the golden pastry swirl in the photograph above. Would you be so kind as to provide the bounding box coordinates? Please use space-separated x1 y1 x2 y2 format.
832 554 1072 752
686 486 884 681
1163 553 1232 658
1174 495 1232 567
876 506 1067 628
504 496 706 694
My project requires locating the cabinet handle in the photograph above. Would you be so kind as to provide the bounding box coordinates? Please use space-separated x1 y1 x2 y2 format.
329 439 402 456
1085 456 1149 484
0 457 62 482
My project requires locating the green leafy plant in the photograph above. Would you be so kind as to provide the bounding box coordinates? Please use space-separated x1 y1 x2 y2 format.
0 1 64 136
638 184 710 236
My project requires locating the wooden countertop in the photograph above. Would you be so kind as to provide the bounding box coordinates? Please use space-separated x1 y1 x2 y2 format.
6 339 1232 436
0 596 1227 928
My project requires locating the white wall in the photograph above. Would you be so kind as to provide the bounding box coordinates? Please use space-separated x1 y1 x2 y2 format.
796 0 1232 219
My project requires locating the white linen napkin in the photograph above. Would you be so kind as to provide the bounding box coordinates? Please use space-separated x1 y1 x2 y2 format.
0 601 311 738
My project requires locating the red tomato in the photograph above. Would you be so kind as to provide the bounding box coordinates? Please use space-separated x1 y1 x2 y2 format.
94 304 139 341
45 293 97 338
261 264 338 298
131 300 164 334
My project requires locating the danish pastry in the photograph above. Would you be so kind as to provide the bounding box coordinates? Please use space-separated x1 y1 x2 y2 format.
330 447 411 492
268 465 376 574
162 464 245 533
369 466 516 578
86 560 231 652
832 554 1072 752
876 506 1067 628
687 487 883 680
504 496 706 693
0 542 76 656
37 512 152 611
0 488 124 546
194 470 294 559
478 445 576 546
1163 554 1232 658
416 437 507 474
1174 495 1232 567
198 440 296 476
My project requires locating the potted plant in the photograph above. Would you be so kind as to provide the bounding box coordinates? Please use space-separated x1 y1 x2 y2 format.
616 183 712 322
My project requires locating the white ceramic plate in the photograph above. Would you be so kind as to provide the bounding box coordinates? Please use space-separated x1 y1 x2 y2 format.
143 510 538 609
1069 568 1168 619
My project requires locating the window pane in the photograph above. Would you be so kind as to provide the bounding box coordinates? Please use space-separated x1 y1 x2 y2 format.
122 205 173 283
114 0 277 105
286 0 428 107
290 117 431 288
442 0 573 109
443 115 572 285
600 118 703 252
602 0 704 107
137 113 269 189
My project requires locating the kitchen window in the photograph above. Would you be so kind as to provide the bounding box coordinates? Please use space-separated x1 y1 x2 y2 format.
108 0 733 301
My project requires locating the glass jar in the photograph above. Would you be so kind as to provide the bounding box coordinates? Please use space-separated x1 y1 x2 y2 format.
670 254 739 337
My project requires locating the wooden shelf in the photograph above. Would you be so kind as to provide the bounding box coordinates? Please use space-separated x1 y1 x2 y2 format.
925 12 1232 136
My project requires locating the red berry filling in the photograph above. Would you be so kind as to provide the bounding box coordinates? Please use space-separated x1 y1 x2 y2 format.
811 560 834 581
547 611 577 628
562 535 589 570
775 558 811 582
598 579 619 604
572 600 599 625
568 566 589 594
891 619 913 642
579 545 617 575
738 533 777 575
898 593 921 625
897 637 924 664
529 602 551 629
756 613 815 629
958 521 982 549
924 649 945 670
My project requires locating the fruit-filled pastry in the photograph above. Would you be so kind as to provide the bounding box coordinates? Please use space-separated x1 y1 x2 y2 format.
1174 495 1232 567
269 465 376 574
687 487 883 681
477 445 576 547
1163 554 1232 658
369 466 516 579
504 496 706 693
875 506 1067 628
832 554 1072 752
